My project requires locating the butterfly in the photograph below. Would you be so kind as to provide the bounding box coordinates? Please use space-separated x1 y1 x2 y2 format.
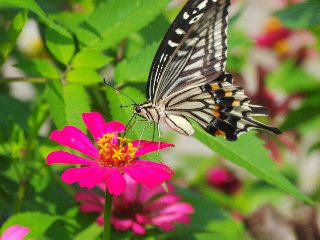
133 0 281 141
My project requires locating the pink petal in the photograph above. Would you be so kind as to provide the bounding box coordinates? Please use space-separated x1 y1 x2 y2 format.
152 215 191 232
50 126 99 159
47 151 96 165
112 218 133 231
156 222 176 232
131 140 174 157
133 160 173 172
138 184 166 203
145 194 180 212
105 168 126 195
0 225 29 240
80 203 104 213
124 162 172 188
97 216 104 226
82 112 125 141
152 213 187 226
151 203 194 226
75 192 104 212
61 166 108 189
158 203 194 215
119 174 139 203
105 121 126 134
132 222 146 235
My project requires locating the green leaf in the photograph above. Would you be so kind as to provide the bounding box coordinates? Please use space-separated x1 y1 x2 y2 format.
266 60 320 93
66 68 102 86
193 125 311 203
74 223 102 240
0 212 59 239
72 50 112 69
0 95 29 131
275 0 320 29
14 58 60 79
227 27 253 72
0 0 71 37
45 80 66 128
74 0 170 50
0 10 27 66
281 93 320 132
50 11 88 33
115 42 159 84
63 84 91 131
0 0 44 18
45 27 75 65
45 81 91 130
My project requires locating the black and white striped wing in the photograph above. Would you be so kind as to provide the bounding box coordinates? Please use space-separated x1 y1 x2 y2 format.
147 0 230 103
143 0 281 140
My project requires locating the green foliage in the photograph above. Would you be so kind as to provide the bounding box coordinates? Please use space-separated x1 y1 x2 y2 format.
193 125 311 203
0 0 318 239
0 10 27 66
66 68 102 86
45 81 91 130
73 0 171 50
14 58 60 79
281 91 320 132
266 60 320 93
0 212 59 239
115 42 159 84
72 50 112 69
45 27 75 65
275 0 320 29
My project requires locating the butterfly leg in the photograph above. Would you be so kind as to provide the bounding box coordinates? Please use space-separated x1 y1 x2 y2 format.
137 121 154 147
157 123 162 163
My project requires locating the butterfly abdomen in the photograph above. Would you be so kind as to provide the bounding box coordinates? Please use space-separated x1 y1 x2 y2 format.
201 74 281 141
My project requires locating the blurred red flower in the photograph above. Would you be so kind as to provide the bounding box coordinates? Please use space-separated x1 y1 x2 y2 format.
76 175 194 235
207 167 241 195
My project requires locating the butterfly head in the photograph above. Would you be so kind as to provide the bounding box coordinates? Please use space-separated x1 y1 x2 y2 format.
134 105 142 114
133 102 161 124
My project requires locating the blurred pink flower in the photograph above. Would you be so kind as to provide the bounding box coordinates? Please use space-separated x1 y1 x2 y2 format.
0 225 29 240
76 175 194 235
207 167 241 195
47 112 174 195
255 17 292 56
265 132 298 162
255 17 315 63
251 66 303 117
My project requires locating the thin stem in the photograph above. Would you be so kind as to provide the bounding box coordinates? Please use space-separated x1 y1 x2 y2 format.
103 190 113 240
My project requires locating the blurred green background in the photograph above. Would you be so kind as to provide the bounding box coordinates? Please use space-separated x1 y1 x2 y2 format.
0 0 320 239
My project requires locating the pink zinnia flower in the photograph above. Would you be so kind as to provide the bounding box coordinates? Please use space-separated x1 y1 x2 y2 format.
76 175 194 235
0 225 29 240
47 112 174 195
207 167 241 195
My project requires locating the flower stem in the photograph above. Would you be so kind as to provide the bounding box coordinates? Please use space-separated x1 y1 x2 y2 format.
103 190 113 240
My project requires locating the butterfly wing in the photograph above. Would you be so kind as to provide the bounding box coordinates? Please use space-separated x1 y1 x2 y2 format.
163 73 281 140
147 0 230 102
145 0 280 140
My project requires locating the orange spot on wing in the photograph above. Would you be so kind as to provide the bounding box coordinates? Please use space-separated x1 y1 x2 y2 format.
225 91 232 96
213 111 220 118
211 84 219 91
215 130 225 136
232 100 240 106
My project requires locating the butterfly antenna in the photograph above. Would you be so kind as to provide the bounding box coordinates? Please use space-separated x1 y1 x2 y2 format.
103 79 137 104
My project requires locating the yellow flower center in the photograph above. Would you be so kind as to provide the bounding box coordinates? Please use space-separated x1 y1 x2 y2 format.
97 133 137 168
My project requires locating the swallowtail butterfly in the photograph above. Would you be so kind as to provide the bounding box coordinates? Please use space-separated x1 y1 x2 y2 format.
133 0 281 141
